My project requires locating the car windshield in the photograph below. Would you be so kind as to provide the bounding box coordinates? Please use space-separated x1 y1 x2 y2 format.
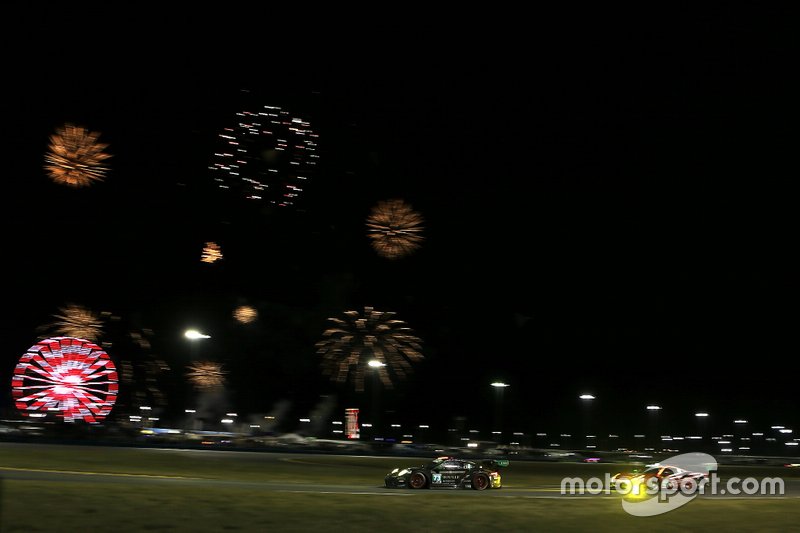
426 458 447 469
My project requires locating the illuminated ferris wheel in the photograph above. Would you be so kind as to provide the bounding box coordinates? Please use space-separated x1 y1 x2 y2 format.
11 337 119 423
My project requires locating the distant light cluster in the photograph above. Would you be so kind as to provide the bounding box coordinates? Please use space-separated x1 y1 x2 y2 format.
366 199 424 259
44 123 110 187
201 242 223 263
186 361 227 391
210 104 318 206
233 305 258 324
50 304 105 341
316 306 424 392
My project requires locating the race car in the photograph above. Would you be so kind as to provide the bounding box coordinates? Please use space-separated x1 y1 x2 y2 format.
610 464 708 492
384 456 508 490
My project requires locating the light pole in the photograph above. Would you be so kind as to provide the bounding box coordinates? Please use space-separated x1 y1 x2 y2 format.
368 360 385 435
695 412 709 447
491 382 510 440
647 405 661 450
579 394 595 448
184 329 212 429
732 418 748 451
184 329 211 359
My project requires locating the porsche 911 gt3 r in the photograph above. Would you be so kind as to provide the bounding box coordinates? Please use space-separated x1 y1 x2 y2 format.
611 464 708 493
385 456 507 490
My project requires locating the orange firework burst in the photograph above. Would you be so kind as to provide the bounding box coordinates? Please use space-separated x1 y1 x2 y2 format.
316 306 424 392
186 361 227 391
233 305 258 324
44 123 111 187
366 199 424 259
49 304 105 340
201 242 223 263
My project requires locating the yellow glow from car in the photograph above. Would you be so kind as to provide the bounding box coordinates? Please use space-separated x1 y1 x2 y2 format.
626 480 650 499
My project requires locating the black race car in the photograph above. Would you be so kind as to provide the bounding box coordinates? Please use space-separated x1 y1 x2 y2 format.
384 456 508 490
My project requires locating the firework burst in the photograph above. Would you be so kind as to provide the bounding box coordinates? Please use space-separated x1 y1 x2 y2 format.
366 199 424 259
44 123 111 187
186 361 227 391
233 305 258 324
201 242 223 263
209 101 318 206
316 306 423 392
49 304 105 341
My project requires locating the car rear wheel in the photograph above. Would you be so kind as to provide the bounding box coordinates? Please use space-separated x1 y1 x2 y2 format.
472 473 490 491
683 476 703 493
409 472 427 489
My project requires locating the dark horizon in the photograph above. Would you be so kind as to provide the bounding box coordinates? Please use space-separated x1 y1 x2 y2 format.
3 11 797 447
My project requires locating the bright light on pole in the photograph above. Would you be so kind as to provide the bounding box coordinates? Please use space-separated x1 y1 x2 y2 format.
695 412 709 417
185 329 211 340
491 382 509 438
646 405 661 448
578 394 595 447
367 360 386 432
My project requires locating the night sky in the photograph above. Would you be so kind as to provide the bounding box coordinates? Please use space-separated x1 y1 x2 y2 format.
2 10 797 440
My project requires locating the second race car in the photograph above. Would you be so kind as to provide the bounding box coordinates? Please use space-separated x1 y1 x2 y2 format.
610 463 708 492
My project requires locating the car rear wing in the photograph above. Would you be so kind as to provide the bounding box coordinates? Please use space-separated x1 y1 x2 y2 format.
481 459 510 469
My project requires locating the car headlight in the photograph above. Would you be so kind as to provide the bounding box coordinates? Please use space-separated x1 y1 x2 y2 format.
391 468 399 474
398 469 411 476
